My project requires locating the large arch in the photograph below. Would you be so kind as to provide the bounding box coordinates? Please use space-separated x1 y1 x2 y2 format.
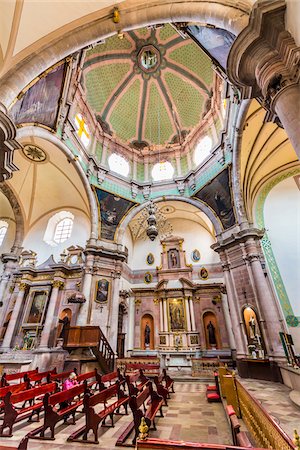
116 195 223 245
16 126 98 242
0 0 253 108
0 182 24 253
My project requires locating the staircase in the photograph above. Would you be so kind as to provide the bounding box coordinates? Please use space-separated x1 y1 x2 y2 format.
63 325 115 374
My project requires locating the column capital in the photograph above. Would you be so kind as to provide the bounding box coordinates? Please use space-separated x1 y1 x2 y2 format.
244 253 261 263
227 1 300 104
18 282 28 291
52 280 65 289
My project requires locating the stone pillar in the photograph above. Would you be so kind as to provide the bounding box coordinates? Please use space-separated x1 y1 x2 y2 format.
189 297 196 331
221 287 236 351
163 299 168 332
39 280 64 349
0 104 20 181
246 250 284 359
127 295 135 355
108 272 121 353
159 300 164 331
2 283 27 351
185 297 191 332
227 1 300 160
76 254 94 326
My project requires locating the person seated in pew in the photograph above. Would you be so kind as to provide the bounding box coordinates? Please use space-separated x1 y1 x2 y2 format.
60 372 78 419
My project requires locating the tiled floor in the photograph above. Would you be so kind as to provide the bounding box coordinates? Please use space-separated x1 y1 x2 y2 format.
0 382 232 449
241 378 300 439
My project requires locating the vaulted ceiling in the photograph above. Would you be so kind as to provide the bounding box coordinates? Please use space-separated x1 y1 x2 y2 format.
81 25 216 149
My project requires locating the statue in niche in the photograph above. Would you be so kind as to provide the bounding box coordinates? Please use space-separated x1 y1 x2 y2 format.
168 249 179 268
207 321 217 346
58 313 70 340
144 322 151 347
249 316 256 339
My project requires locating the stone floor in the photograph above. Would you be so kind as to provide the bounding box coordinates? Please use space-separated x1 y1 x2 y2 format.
241 378 300 440
0 382 232 449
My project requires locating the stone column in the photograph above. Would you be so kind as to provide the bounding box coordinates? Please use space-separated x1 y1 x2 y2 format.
108 272 121 353
2 283 27 351
0 104 20 181
39 280 64 349
127 295 135 355
221 287 236 350
159 299 164 332
185 297 191 332
76 254 94 326
189 297 196 331
163 299 168 332
246 251 284 359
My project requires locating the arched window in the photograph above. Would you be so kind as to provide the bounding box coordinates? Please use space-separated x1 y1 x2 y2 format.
43 211 74 247
53 217 73 244
194 136 212 166
0 221 8 246
74 113 90 147
152 161 174 181
108 153 130 177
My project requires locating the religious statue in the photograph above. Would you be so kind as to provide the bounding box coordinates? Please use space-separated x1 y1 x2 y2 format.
169 249 179 268
144 322 151 347
207 321 217 346
58 314 70 340
249 316 256 339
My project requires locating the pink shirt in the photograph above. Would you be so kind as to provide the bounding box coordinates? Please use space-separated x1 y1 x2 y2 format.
63 378 78 391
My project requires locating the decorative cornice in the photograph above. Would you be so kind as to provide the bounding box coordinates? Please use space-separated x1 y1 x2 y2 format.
52 280 65 289
212 227 265 253
19 282 28 291
0 104 21 181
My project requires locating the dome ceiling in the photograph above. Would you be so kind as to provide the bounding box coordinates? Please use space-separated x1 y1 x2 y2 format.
81 25 215 149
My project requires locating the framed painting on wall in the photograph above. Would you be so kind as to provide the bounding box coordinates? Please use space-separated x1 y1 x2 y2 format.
95 279 110 303
168 298 186 331
23 286 51 326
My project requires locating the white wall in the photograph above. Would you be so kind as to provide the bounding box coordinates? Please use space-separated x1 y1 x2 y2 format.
129 217 219 271
0 192 16 274
22 209 90 265
286 0 300 46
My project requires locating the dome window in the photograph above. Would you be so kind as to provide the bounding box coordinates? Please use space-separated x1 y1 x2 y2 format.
194 136 212 166
152 161 174 181
0 221 8 246
74 113 90 147
108 153 130 177
43 211 74 247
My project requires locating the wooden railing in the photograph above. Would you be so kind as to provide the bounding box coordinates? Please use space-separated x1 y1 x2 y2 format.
136 438 265 449
236 379 296 450
64 326 115 374
218 367 296 450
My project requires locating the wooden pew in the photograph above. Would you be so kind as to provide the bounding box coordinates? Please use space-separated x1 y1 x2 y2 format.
1 435 29 450
0 382 57 437
117 381 163 446
49 368 77 384
97 368 125 390
0 381 30 413
68 381 129 444
125 363 160 377
162 369 175 393
77 369 98 390
1 368 38 387
25 369 56 386
29 381 88 440
126 369 149 396
153 375 169 406
226 405 252 448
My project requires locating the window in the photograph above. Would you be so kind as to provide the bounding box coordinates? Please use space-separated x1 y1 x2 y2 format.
74 113 90 147
43 211 74 247
152 161 174 181
0 221 8 246
108 153 130 177
53 218 73 244
194 136 212 166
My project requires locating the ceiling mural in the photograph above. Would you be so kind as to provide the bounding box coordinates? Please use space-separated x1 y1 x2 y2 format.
81 25 215 149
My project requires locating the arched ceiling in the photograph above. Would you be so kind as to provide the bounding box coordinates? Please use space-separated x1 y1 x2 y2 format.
128 200 215 241
82 25 216 149
6 136 90 233
240 99 300 221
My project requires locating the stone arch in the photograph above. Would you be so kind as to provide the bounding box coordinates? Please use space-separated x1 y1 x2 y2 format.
117 195 223 245
0 182 24 253
16 126 98 242
0 1 252 108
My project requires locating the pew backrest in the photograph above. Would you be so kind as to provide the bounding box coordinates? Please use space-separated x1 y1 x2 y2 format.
77 369 97 384
45 382 85 408
0 381 28 399
86 383 118 409
1 367 38 386
5 382 57 406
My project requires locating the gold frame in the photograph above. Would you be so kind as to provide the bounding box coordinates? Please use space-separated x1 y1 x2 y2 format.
146 253 154 265
199 267 209 280
22 286 51 326
167 298 187 332
144 272 152 284
94 278 111 304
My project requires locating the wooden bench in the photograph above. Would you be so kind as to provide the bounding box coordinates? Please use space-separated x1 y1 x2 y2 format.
0 381 30 412
1 368 38 387
77 369 98 390
126 369 149 396
162 369 175 393
1 435 29 450
130 381 164 444
226 405 252 448
153 375 169 406
25 369 56 386
49 368 78 384
97 368 125 390
68 381 129 444
125 363 160 377
29 381 88 440
0 382 57 437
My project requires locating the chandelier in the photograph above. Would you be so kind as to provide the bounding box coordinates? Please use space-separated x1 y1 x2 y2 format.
131 201 173 241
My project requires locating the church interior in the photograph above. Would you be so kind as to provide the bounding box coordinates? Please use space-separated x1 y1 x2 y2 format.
0 0 300 449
